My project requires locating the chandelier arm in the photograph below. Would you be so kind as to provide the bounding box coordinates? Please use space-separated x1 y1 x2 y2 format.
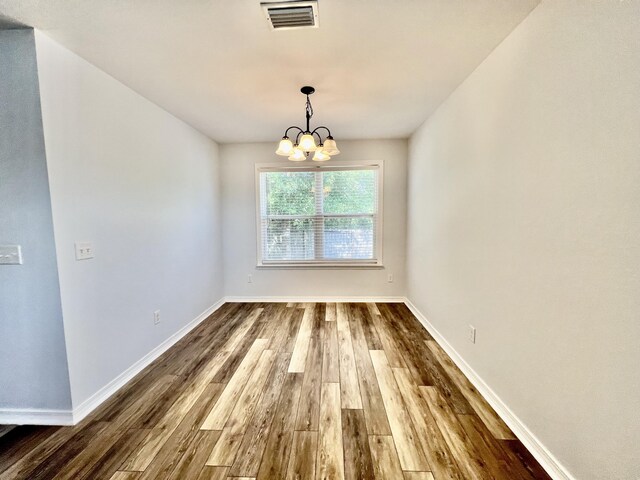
311 126 332 138
284 126 304 139
312 130 323 146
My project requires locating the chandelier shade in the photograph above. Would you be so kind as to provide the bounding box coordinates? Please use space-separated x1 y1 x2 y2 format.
275 137 294 156
298 134 317 152
275 86 340 161
288 147 306 161
312 146 331 161
322 137 340 156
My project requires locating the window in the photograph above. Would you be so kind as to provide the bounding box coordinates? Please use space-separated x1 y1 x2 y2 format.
256 163 382 266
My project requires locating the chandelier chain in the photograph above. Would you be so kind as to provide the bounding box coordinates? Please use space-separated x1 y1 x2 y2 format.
305 95 314 120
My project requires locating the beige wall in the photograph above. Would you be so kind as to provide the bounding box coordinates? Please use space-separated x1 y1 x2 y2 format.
220 140 407 299
406 1 640 479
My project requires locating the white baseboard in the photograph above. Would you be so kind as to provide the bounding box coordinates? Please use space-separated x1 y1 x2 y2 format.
69 298 225 425
223 295 406 303
0 299 226 427
404 299 575 480
0 408 74 426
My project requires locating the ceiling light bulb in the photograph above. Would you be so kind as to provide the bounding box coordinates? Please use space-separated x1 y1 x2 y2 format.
288 146 306 161
312 147 331 161
299 133 317 152
275 137 294 156
322 137 340 156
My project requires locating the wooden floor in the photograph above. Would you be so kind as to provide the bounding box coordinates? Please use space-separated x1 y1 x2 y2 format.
0 302 551 480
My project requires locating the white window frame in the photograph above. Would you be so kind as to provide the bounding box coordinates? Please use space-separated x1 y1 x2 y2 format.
255 161 384 268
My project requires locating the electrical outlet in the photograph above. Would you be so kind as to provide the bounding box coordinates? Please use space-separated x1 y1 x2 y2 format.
248 274 253 283
387 273 393 283
154 310 161 325
75 241 94 260
469 325 476 344
0 245 22 265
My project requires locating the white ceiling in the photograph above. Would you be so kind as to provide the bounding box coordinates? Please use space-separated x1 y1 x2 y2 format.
0 0 539 143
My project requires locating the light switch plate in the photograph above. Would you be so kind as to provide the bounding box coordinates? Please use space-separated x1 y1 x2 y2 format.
469 325 477 344
75 241 95 260
0 245 23 265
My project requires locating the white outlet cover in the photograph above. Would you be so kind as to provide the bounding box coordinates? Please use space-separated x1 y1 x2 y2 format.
0 245 22 265
75 241 94 260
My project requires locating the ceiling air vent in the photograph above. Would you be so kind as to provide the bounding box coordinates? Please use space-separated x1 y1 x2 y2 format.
261 1 319 31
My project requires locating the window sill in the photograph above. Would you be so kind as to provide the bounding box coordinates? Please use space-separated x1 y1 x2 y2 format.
256 262 384 269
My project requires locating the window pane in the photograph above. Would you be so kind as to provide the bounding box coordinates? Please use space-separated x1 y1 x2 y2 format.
323 217 374 259
258 166 380 264
264 171 315 216
264 218 315 260
323 170 376 215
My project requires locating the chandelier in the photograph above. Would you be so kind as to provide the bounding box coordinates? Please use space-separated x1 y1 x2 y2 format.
275 86 340 161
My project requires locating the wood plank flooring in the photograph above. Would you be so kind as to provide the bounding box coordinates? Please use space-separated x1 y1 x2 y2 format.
0 302 551 480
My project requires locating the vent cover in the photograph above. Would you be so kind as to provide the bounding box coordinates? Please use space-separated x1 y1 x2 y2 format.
261 1 319 30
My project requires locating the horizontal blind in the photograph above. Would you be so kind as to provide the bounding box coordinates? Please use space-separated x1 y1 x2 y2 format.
259 166 379 263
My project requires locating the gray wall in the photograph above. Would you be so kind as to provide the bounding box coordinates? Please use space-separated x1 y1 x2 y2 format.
0 29 72 410
35 31 224 408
